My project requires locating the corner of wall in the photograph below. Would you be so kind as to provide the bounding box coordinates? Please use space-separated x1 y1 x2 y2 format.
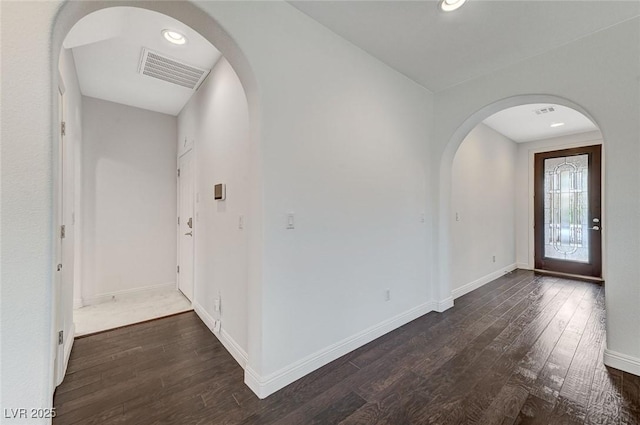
435 297 454 312
193 301 248 369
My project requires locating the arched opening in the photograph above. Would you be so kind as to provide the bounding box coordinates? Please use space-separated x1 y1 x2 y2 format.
438 95 605 307
51 1 262 399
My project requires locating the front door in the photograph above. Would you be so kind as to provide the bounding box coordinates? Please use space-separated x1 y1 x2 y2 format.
178 150 194 301
534 145 602 278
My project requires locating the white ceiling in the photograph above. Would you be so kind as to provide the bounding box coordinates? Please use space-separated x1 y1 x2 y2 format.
289 0 640 92
65 7 221 116
483 103 598 143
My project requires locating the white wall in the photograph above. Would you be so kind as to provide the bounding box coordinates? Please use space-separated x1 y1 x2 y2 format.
451 123 517 297
1 1 61 414
177 57 250 361
3 1 639 416
515 130 603 269
81 97 177 304
434 16 640 375
225 3 433 392
58 47 82 374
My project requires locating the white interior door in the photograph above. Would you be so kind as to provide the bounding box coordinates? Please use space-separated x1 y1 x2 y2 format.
178 150 194 301
53 87 65 386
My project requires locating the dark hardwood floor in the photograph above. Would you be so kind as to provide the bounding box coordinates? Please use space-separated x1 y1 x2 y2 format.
53 270 640 424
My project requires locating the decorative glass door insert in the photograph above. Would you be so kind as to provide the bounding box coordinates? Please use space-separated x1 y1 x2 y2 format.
543 154 589 262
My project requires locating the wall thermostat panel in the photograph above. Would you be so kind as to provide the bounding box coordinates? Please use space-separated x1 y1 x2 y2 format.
214 184 226 200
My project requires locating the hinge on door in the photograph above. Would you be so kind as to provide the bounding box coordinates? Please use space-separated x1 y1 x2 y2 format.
60 225 66 239
58 330 64 345
177 265 180 274
177 169 181 177
178 216 180 225
61 121 66 136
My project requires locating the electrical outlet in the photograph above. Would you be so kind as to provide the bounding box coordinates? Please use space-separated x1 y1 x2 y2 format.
213 320 221 332
214 298 221 312
286 213 295 229
455 212 460 222
385 289 391 302
492 255 496 263
239 215 244 230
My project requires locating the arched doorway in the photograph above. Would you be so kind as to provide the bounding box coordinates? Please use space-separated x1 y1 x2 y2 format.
51 0 262 394
437 95 605 308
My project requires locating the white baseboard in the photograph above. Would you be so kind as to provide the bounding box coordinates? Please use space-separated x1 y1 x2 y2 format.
62 323 74 378
517 262 532 270
221 329 248 368
435 297 454 312
604 348 640 376
244 366 263 398
193 301 248 369
82 282 175 306
452 263 517 300
244 300 436 399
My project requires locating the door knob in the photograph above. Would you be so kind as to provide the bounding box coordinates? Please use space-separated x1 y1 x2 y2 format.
590 226 600 231
185 231 193 236
593 218 600 223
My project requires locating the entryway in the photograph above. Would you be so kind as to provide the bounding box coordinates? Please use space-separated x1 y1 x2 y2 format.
448 100 605 301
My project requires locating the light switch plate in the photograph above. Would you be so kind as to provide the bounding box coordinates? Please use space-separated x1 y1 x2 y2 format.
214 184 226 200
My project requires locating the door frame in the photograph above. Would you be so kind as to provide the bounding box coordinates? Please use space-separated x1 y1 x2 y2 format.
177 148 195 301
53 83 65 387
534 144 602 278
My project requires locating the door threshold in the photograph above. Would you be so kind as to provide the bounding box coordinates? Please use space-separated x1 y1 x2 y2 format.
534 269 604 284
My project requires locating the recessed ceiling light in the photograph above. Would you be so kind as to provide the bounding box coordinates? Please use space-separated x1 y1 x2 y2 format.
162 29 187 45
550 122 565 128
440 0 467 12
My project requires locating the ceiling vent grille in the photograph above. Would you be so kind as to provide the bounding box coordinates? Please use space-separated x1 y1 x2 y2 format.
534 106 556 115
138 48 209 90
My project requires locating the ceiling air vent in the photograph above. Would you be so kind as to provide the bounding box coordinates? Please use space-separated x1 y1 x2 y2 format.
534 106 556 115
138 48 209 90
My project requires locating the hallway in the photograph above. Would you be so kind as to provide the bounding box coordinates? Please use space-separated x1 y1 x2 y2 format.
52 270 640 424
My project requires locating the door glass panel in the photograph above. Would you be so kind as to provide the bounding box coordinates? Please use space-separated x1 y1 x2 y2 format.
543 154 589 262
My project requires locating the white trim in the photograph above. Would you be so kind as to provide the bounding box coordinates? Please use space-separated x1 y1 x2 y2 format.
604 348 640 376
193 300 216 330
73 297 84 309
193 301 248 369
435 297 454 312
221 329 248 368
517 262 531 270
58 75 66 95
62 323 75 378
243 301 436 399
244 366 263 398
177 148 195 302
81 282 175 306
452 263 517 300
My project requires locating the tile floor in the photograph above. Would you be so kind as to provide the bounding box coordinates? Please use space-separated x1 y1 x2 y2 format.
73 286 192 336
